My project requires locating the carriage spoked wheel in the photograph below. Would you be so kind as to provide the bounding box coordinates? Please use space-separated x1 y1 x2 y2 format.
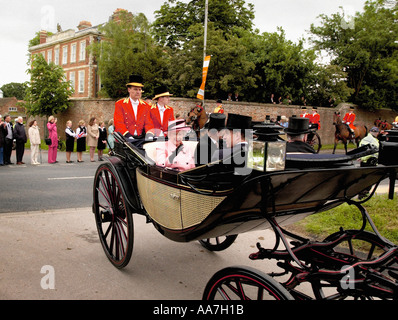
203 266 294 300
306 131 322 153
93 163 134 269
199 235 238 251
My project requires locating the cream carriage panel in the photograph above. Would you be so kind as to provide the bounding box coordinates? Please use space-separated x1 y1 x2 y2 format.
136 170 225 230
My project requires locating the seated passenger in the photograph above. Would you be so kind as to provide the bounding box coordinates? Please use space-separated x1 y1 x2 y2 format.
155 119 195 171
285 117 316 154
194 113 226 166
216 113 253 175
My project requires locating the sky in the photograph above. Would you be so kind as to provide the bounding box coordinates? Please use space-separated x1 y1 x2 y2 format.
0 0 367 88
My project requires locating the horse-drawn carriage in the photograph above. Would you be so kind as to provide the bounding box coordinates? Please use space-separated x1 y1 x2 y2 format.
92 123 398 300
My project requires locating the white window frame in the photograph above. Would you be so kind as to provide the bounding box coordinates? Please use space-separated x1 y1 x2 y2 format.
69 72 75 91
47 50 52 64
54 48 59 65
78 70 85 93
62 45 68 65
79 40 86 61
70 43 76 63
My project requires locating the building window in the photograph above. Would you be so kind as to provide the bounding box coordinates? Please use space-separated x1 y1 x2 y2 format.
79 40 86 61
69 72 75 91
71 43 76 63
47 50 52 64
54 48 59 65
62 46 68 65
78 70 85 93
8 107 17 112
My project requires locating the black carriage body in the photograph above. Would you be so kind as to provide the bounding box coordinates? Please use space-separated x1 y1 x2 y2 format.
107 139 398 243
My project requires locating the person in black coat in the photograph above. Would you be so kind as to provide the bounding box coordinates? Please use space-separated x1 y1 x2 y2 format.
13 116 27 164
3 115 14 165
0 115 6 165
97 121 107 161
285 117 316 154
215 113 253 175
194 113 226 166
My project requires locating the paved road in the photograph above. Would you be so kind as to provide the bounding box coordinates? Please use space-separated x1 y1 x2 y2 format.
0 150 99 213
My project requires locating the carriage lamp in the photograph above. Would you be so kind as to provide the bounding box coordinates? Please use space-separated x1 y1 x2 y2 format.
247 140 286 172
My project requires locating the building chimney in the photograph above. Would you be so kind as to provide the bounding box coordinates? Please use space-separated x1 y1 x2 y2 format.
77 20 92 31
39 30 47 44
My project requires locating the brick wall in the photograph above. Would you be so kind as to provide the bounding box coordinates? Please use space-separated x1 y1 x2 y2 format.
53 98 397 145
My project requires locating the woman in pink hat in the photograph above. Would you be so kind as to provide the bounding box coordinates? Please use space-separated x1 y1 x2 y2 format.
155 119 195 171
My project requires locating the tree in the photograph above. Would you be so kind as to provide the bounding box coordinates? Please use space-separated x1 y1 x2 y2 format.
153 0 255 49
88 10 168 99
24 54 73 116
0 82 28 100
309 64 354 107
310 0 398 110
240 28 318 104
167 22 256 100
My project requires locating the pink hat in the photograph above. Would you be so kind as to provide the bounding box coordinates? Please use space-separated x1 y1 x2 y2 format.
165 119 191 133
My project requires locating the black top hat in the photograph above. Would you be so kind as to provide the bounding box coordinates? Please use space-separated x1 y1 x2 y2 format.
126 74 144 87
208 113 226 130
153 85 173 100
226 113 252 131
284 117 311 135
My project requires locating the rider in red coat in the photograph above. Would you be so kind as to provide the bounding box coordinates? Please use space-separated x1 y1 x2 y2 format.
342 107 356 135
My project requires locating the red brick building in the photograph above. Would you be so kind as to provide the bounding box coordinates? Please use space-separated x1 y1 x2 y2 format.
29 20 101 99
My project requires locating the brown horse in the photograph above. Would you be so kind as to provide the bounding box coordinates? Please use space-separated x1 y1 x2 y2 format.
333 112 367 154
374 118 393 132
186 105 208 132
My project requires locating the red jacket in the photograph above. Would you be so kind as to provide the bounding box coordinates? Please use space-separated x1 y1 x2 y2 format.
114 98 154 137
343 112 356 130
150 104 175 136
310 112 321 129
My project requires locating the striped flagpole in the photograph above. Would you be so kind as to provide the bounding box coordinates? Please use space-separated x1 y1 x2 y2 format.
197 55 211 100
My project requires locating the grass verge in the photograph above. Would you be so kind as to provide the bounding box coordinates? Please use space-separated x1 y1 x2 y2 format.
290 194 398 245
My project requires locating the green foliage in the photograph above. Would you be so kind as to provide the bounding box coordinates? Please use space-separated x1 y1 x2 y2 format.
85 0 396 109
24 54 73 117
310 0 398 110
88 11 168 99
0 82 28 100
153 0 255 49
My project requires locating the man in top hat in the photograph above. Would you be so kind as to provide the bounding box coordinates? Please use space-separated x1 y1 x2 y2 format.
155 119 195 171
213 99 224 114
114 74 155 146
300 106 311 120
342 106 356 137
194 113 226 166
216 113 252 174
285 117 316 153
150 85 175 137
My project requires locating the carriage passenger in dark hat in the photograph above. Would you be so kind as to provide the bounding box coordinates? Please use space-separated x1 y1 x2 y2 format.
194 113 226 166
214 114 252 173
285 117 316 154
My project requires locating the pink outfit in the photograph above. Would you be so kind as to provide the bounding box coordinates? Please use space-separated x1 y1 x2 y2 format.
47 122 58 163
156 142 195 171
